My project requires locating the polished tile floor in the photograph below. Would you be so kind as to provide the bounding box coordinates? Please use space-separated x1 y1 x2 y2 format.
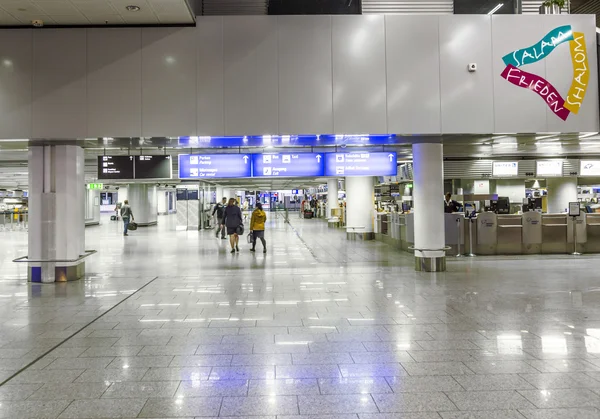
0 212 599 418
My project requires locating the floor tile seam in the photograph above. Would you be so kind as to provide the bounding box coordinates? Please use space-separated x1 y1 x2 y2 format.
1 275 160 385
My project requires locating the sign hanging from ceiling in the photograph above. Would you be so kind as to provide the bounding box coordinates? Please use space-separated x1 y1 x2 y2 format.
536 160 563 176
98 156 172 180
492 161 518 177
134 156 172 179
98 156 134 180
323 152 397 177
580 160 600 176
178 154 252 179
251 153 324 177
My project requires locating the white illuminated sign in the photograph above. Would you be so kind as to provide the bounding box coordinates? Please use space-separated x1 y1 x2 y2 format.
580 160 600 176
536 160 563 176
493 161 518 176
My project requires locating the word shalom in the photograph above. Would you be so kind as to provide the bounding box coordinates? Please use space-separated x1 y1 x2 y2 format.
564 32 589 114
501 65 570 121
502 25 573 68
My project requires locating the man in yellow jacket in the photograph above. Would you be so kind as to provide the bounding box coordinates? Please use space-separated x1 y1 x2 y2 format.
250 202 267 253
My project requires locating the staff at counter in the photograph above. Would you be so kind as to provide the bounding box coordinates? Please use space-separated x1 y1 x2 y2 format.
444 193 461 213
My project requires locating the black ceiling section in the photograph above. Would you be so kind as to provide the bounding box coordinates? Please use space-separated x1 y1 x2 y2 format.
454 0 516 14
268 0 361 15
198 0 360 15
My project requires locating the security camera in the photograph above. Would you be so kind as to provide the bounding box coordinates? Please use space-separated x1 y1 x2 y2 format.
32 20 44 27
115 186 120 190
468 63 477 72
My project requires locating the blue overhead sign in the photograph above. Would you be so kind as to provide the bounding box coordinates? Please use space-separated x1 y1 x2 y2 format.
324 152 397 176
178 154 252 179
252 153 324 177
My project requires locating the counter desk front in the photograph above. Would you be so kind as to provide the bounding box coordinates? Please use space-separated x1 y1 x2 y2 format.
375 212 600 256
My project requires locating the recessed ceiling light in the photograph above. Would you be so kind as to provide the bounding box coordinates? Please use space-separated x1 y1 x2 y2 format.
126 5 141 12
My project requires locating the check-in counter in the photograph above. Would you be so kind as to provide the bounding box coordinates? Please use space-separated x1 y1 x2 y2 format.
375 211 600 256
522 212 542 254
476 212 497 255
497 215 522 254
444 213 465 256
585 213 600 252
542 214 568 254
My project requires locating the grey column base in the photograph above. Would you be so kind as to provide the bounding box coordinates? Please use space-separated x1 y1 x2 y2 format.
347 232 375 241
28 261 85 283
415 256 446 272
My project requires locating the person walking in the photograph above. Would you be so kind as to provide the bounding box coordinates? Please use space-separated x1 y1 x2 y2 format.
223 198 243 253
120 200 134 236
212 197 227 239
250 202 267 253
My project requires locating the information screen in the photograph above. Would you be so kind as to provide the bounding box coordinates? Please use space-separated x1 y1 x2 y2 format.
324 152 397 176
178 154 252 179
251 153 324 177
98 156 134 180
135 155 172 179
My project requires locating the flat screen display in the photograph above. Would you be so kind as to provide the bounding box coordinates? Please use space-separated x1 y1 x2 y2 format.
493 161 518 177
324 152 397 177
251 153 324 177
135 155 172 179
98 156 134 180
536 160 562 176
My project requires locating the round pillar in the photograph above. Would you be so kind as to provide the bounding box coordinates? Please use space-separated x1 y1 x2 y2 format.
128 184 158 226
345 177 375 240
413 143 446 272
327 178 340 218
546 177 578 213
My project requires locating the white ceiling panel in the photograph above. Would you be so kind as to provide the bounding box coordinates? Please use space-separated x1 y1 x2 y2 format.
0 0 194 26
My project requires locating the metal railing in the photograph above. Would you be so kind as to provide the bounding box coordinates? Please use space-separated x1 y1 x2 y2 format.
13 250 97 264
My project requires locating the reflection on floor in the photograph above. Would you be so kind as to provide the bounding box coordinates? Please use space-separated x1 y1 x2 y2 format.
0 213 599 418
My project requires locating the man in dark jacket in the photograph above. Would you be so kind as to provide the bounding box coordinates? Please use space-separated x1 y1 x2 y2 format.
212 197 227 239
444 193 460 213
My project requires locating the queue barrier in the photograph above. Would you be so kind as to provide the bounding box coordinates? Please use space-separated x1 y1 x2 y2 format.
0 211 28 232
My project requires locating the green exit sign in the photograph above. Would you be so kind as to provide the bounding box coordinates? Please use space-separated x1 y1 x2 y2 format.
87 183 103 190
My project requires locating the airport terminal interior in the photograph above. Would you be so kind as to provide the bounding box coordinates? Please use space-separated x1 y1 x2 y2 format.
3 0 600 418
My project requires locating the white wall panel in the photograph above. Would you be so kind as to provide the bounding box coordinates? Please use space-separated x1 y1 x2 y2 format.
142 27 196 137
278 16 333 135
439 15 494 134
223 16 278 136
542 14 599 133
32 29 87 138
386 15 441 134
87 28 142 138
332 15 387 134
197 17 225 136
0 30 32 139
492 15 547 133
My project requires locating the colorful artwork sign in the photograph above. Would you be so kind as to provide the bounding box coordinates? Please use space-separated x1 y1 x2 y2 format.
500 25 589 121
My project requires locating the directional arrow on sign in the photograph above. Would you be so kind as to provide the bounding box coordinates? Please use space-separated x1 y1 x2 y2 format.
388 154 394 162
243 155 249 164
316 155 322 162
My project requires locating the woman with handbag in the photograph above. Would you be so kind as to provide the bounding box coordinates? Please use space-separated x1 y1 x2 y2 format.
223 198 243 253
249 202 267 253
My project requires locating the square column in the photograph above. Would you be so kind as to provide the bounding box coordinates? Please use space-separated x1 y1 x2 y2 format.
327 178 340 218
28 145 86 282
412 143 446 272
345 176 375 240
